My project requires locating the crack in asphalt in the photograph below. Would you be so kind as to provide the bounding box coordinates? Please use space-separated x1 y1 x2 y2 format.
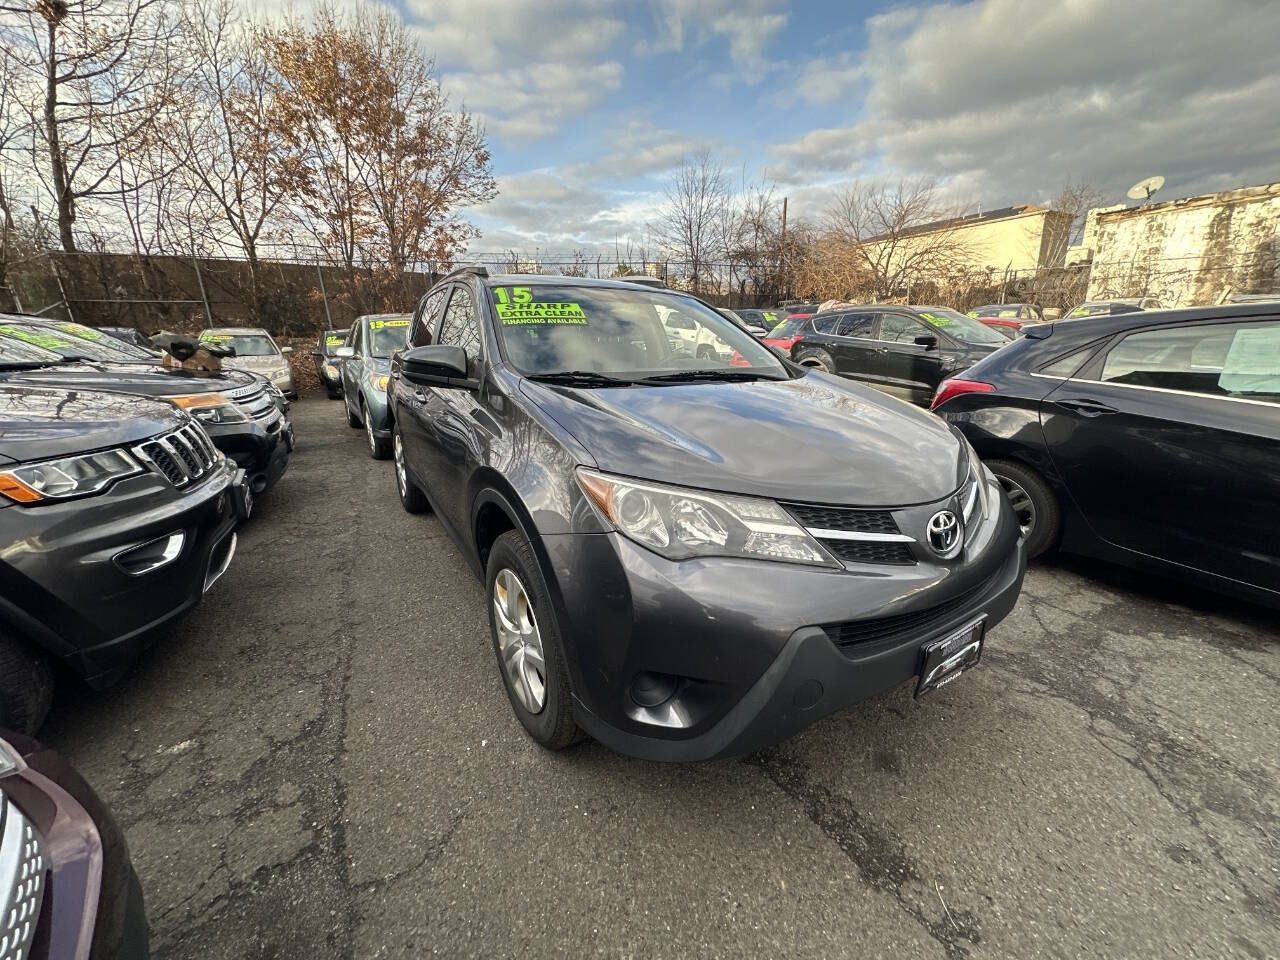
745 748 982 959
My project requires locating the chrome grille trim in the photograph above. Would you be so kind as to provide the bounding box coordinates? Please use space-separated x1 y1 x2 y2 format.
805 528 915 543
135 422 218 488
0 795 46 960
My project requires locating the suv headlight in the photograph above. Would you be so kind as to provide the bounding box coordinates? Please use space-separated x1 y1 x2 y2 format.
959 438 990 524
170 392 249 424
576 468 838 566
0 448 141 504
368 373 389 391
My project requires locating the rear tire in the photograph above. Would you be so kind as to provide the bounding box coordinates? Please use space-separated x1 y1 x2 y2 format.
796 348 835 373
987 458 1061 559
0 634 54 735
393 421 429 514
486 530 581 751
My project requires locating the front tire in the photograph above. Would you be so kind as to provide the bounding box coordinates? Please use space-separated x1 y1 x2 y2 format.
393 421 429 514
364 398 390 460
0 634 54 734
987 458 1061 559
486 530 581 751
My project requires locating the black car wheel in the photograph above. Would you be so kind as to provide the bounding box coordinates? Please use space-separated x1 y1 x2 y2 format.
393 421 429 514
363 398 390 460
0 634 54 734
485 530 581 750
796 348 835 373
987 458 1061 559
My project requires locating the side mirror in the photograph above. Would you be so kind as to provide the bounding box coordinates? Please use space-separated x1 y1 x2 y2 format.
335 346 355 358
310 348 322 357
402 344 469 385
280 345 294 355
914 335 938 349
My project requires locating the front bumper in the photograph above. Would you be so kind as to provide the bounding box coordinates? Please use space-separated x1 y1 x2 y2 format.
548 487 1026 761
205 411 291 494
0 461 239 687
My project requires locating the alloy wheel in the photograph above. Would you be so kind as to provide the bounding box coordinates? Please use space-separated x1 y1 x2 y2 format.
365 404 376 453
998 474 1037 540
394 430 407 496
492 568 547 714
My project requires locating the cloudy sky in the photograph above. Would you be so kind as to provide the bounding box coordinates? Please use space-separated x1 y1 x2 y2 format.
281 0 1280 254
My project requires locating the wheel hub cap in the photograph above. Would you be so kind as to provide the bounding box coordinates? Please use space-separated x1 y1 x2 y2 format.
492 568 547 714
394 432 406 494
998 475 1037 540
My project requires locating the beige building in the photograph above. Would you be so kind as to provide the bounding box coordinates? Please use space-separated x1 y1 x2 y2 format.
867 203 1075 278
1082 181 1280 306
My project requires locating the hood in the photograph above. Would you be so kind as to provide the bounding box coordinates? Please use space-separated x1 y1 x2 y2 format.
0 362 256 398
0 384 187 462
226 355 286 371
521 372 966 507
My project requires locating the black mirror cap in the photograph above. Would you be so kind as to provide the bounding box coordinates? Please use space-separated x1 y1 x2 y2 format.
402 344 468 383
914 334 938 348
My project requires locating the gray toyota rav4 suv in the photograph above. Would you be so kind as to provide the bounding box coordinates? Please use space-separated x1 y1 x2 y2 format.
0 383 248 732
388 270 1027 761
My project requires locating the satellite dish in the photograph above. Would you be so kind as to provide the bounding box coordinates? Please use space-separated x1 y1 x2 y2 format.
1127 175 1165 203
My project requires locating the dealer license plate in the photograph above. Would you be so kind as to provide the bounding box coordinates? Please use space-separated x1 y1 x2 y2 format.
915 617 985 697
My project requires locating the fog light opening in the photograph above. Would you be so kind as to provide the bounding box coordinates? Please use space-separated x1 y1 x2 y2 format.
629 671 678 708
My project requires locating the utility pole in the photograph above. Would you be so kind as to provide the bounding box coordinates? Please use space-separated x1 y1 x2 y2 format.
779 197 788 300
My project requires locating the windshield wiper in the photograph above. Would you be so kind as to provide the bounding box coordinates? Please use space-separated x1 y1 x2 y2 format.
636 369 785 384
526 370 637 387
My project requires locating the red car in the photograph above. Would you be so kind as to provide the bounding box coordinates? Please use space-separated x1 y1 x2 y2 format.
762 304 821 351
968 303 1044 339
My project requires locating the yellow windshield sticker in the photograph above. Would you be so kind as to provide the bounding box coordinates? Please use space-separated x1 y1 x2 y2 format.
1068 307 1091 318
54 322 100 340
201 334 233 342
919 312 953 327
497 302 587 325
0 326 72 350
370 319 409 330
325 336 344 346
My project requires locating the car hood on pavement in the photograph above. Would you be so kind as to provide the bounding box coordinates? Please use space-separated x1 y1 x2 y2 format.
522 372 966 506
0 362 256 398
0 383 187 461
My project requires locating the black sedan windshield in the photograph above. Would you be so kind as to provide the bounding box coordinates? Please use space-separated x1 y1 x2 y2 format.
0 322 132 361
488 284 786 378
50 321 155 360
0 335 62 363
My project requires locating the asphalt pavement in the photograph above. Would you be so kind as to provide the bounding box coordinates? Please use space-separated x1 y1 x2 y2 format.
42 397 1280 959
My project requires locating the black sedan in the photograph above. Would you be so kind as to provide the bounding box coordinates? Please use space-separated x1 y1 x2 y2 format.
932 303 1280 608
311 328 348 398
791 305 1009 405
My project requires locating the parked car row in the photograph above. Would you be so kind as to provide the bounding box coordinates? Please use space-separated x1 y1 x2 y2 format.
0 315 295 736
316 270 1027 761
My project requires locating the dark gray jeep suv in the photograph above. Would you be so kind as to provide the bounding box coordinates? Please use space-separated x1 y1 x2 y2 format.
0 383 246 732
388 271 1026 761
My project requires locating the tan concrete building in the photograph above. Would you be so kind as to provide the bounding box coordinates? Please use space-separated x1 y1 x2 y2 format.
867 203 1075 277
1083 181 1280 306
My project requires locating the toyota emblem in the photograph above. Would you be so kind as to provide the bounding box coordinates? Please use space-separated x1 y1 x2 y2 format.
926 509 962 557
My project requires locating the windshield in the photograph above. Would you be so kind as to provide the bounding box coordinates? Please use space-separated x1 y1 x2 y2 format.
970 305 1020 318
0 334 63 363
1067 303 1112 319
914 308 1009 345
202 332 278 356
51 321 154 359
488 284 787 379
321 330 346 355
367 316 410 358
0 322 134 360
765 317 804 339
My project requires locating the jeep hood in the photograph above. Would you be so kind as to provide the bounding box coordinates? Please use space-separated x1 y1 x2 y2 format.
521 372 967 507
0 384 186 462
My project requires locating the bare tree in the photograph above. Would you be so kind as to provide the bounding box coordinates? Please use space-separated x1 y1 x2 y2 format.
824 177 975 299
1 0 187 251
655 149 730 293
1042 180 1106 266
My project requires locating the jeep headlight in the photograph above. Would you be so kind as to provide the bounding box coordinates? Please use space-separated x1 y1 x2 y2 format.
0 448 142 503
576 468 837 566
170 392 248 424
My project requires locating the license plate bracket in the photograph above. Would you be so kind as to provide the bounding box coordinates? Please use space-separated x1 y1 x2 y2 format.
915 617 985 698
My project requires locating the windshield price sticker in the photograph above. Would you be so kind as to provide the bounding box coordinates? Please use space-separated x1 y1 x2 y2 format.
201 334 233 342
56 323 99 340
326 336 345 345
0 326 72 350
919 312 953 327
370 319 409 330
494 288 587 325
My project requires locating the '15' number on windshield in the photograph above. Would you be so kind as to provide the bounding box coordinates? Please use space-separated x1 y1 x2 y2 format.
493 286 532 305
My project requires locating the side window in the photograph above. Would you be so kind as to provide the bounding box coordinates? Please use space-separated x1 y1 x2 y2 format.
1099 320 1280 402
1039 346 1095 378
811 313 841 335
436 286 483 378
345 322 358 352
411 288 447 348
878 314 926 344
838 313 877 338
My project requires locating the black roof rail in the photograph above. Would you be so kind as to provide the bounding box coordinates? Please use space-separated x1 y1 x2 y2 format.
443 265 489 280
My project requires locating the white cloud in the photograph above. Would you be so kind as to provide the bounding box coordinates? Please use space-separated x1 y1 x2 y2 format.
447 61 623 141
640 0 788 64
768 0 1280 206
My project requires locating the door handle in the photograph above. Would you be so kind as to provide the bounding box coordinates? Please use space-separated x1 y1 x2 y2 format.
1054 398 1118 417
